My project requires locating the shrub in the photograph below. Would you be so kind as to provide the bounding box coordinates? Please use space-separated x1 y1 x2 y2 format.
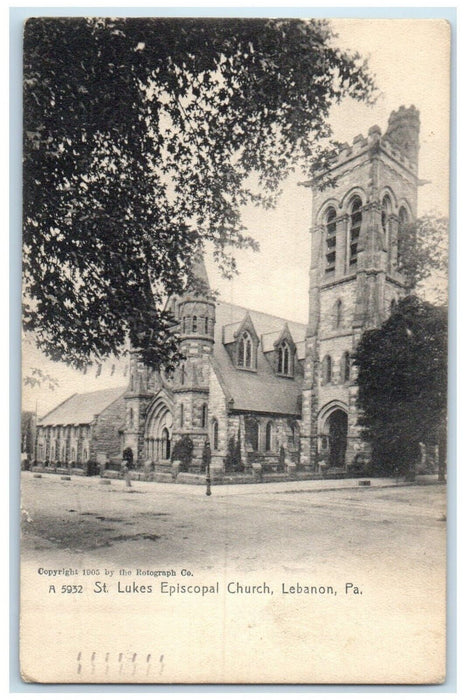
85 459 98 476
279 445 286 471
171 436 193 470
224 434 243 471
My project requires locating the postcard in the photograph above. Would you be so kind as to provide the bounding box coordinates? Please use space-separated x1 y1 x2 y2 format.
20 16 450 684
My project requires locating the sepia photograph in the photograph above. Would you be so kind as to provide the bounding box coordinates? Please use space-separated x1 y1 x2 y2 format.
20 14 450 685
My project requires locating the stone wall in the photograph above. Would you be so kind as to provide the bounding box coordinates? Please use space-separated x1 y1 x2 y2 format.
91 395 126 461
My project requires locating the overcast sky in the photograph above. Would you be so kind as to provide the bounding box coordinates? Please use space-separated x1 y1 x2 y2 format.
23 18 451 417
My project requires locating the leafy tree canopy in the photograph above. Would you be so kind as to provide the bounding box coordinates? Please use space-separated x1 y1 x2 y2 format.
23 17 374 370
398 214 448 304
353 295 448 475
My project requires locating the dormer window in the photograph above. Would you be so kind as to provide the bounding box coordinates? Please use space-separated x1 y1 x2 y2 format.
238 331 253 369
277 340 292 376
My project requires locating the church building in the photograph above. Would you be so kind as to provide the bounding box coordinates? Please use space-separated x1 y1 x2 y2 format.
35 106 420 475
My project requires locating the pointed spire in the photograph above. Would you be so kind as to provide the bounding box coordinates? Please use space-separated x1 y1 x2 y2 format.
191 255 210 289
186 254 211 299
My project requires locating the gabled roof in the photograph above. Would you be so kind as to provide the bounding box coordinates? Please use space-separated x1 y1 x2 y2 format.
38 387 126 427
213 302 306 415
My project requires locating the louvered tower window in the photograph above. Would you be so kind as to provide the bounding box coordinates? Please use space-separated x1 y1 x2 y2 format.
325 207 337 273
349 197 362 267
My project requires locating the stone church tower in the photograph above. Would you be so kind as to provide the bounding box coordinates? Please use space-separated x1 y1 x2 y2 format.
300 106 420 471
171 258 216 465
122 257 216 468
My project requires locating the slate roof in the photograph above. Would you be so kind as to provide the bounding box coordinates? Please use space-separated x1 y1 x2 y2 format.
213 302 306 416
38 387 126 426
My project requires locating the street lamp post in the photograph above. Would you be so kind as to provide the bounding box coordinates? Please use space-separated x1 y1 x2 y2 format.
204 440 212 496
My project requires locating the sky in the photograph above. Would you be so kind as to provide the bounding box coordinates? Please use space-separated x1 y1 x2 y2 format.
22 18 451 417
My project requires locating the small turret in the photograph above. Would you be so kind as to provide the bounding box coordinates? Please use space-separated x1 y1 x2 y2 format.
178 256 215 341
384 105 420 169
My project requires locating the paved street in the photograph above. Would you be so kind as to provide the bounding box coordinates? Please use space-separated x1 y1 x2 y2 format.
21 471 445 572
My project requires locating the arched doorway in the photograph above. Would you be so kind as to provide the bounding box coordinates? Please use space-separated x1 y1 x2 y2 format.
327 409 348 470
144 396 173 463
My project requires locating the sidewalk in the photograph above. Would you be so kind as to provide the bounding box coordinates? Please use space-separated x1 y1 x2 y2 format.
23 470 442 498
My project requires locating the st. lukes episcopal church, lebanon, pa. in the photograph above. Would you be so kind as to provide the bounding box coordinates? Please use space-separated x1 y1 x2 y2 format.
35 105 422 478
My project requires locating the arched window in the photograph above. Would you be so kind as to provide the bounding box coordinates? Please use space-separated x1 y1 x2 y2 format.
204 316 209 334
180 403 184 428
212 420 219 450
325 207 337 273
238 331 254 369
265 421 273 452
342 351 351 382
398 206 409 267
161 427 170 460
201 404 208 429
182 317 187 334
278 341 291 375
381 195 392 245
245 417 259 451
290 422 300 448
128 407 134 429
322 355 332 385
335 299 343 328
349 197 362 267
192 315 198 333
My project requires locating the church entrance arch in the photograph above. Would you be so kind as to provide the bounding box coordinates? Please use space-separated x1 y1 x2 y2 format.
144 396 173 463
326 409 348 470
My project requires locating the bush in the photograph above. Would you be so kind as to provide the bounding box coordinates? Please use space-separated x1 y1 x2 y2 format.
85 459 99 476
279 445 286 472
224 434 243 472
171 436 193 470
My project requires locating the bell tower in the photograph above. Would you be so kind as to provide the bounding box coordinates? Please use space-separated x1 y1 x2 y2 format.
172 257 216 467
300 106 420 471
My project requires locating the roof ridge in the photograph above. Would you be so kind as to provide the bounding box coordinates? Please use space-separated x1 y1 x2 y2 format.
217 300 306 327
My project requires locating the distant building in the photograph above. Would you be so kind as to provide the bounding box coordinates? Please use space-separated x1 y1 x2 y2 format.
36 106 420 473
35 387 125 465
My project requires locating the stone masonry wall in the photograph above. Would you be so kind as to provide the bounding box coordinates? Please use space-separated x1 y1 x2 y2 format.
91 395 126 461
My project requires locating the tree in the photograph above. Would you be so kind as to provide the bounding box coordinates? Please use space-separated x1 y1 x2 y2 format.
353 296 447 477
398 214 448 304
23 17 374 370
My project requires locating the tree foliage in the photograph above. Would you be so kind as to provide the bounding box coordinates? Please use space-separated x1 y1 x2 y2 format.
353 296 448 476
23 17 374 369
398 214 448 303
